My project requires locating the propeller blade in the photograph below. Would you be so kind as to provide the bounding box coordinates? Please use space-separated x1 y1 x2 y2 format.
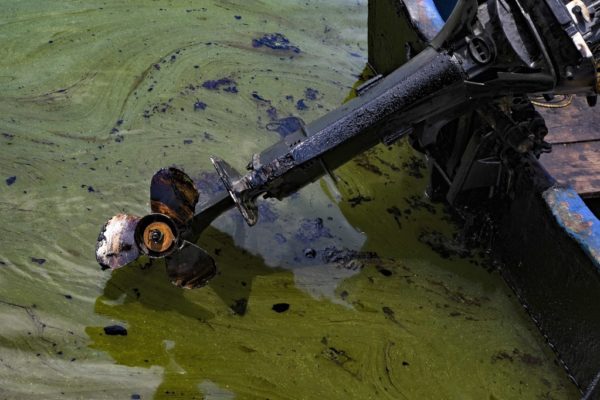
165 240 216 289
96 214 141 270
150 167 199 227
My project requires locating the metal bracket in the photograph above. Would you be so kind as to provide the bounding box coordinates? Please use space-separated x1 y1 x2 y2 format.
211 157 259 226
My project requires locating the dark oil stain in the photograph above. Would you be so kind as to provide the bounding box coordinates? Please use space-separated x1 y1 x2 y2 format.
321 247 378 270
296 99 308 110
295 217 333 242
193 100 207 110
266 116 304 138
491 349 543 366
386 206 403 229
201 78 238 93
354 154 384 176
272 303 290 313
405 195 435 214
231 298 248 315
257 203 278 223
402 156 427 178
305 87 319 100
251 91 269 102
303 248 317 258
251 33 300 53
418 230 470 259
347 194 372 208
274 233 287 244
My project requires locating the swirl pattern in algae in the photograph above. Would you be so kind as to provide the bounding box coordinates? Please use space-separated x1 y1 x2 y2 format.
0 1 579 399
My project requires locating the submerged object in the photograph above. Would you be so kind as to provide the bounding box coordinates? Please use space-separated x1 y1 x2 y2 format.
96 167 216 289
96 0 600 391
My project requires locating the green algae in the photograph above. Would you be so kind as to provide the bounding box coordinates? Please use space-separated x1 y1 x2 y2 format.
0 0 579 399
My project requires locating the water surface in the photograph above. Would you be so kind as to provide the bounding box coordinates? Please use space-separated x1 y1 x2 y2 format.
0 1 579 399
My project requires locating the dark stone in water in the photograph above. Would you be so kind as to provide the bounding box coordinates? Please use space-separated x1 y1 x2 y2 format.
104 325 127 336
272 303 290 313
252 33 300 53
5 176 16 186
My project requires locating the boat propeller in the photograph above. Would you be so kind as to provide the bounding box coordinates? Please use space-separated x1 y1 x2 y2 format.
95 167 216 289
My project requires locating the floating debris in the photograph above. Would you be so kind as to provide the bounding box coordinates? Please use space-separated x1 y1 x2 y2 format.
5 176 16 186
193 100 207 110
103 325 128 336
201 78 238 93
272 303 290 313
296 99 308 110
305 88 319 100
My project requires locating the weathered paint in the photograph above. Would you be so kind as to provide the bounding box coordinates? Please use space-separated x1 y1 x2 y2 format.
543 186 600 270
405 0 446 40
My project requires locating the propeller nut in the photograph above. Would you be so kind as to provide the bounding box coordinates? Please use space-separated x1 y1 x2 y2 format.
135 214 179 257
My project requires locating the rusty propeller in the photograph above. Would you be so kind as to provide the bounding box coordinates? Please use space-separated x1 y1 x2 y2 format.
95 167 216 289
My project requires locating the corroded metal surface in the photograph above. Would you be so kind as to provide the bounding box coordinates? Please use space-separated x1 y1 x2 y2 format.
95 214 140 270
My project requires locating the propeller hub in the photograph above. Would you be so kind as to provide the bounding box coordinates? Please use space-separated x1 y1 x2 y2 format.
135 214 179 257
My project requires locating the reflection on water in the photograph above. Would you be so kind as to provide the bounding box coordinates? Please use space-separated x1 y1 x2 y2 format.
0 0 578 398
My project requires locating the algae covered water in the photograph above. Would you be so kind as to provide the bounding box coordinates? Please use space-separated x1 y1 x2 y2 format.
0 1 579 398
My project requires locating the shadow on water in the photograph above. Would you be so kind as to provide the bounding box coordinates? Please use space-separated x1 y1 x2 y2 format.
87 227 285 398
